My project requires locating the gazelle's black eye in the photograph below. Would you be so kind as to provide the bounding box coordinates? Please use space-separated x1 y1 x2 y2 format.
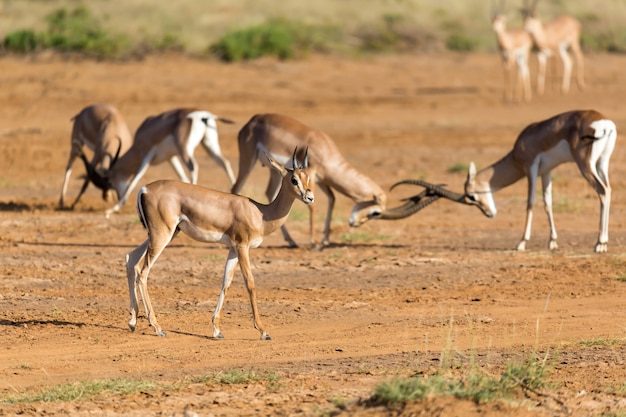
291 176 298 185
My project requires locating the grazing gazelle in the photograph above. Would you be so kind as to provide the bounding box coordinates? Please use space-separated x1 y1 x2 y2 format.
491 2 534 102
523 0 584 95
82 108 236 217
231 113 427 248
400 110 616 252
59 103 133 209
124 149 314 340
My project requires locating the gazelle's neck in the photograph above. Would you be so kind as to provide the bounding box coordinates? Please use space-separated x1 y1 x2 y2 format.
479 152 525 192
257 184 298 236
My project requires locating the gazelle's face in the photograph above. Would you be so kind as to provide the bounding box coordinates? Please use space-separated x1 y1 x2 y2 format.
289 168 314 205
348 195 386 227
523 16 541 35
464 180 497 218
465 163 496 218
492 14 506 32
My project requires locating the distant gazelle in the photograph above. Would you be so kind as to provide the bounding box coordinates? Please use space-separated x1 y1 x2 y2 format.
523 0 584 95
491 2 533 102
59 104 133 209
123 149 314 340
231 113 432 248
80 108 236 217
398 110 616 252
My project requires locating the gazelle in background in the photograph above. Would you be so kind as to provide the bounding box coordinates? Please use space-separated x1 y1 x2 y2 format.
59 103 133 209
125 149 314 340
82 108 236 217
491 1 533 102
231 113 428 249
523 0 584 95
410 110 615 252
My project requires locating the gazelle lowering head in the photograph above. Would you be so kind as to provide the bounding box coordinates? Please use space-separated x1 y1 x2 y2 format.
80 108 236 217
231 114 423 249
125 148 313 340
424 110 615 252
59 103 133 209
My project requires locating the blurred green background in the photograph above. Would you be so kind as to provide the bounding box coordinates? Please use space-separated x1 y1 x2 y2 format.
1 0 625 59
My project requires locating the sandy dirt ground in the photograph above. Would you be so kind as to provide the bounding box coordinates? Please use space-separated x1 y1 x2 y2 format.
0 51 625 416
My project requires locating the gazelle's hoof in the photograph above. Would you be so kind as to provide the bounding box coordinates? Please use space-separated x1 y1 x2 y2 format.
156 330 166 337
595 242 608 253
213 332 224 339
261 334 272 341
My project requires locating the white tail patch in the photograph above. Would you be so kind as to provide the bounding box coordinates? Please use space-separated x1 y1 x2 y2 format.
590 119 616 139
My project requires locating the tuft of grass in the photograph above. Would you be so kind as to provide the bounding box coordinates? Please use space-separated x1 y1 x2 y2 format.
448 162 469 174
372 353 551 405
578 337 625 347
197 369 280 385
341 232 391 244
4 379 159 404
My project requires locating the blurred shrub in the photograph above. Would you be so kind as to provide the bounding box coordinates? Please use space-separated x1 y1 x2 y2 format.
3 6 130 58
209 19 298 62
209 18 332 61
446 32 476 51
3 29 40 53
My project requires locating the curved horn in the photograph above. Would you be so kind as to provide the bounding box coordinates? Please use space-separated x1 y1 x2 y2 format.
291 147 298 169
378 189 441 220
391 179 471 205
302 147 309 169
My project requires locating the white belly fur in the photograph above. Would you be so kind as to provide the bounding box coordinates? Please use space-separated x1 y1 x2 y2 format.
536 139 573 176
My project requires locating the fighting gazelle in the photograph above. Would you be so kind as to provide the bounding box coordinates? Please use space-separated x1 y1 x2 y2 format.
522 0 584 95
125 149 314 340
491 1 534 102
398 110 616 252
59 103 133 209
231 113 430 248
81 107 236 217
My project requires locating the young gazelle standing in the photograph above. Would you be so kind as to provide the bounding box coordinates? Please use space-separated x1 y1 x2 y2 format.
59 103 133 209
523 0 584 95
124 149 313 340
491 3 534 102
408 110 615 252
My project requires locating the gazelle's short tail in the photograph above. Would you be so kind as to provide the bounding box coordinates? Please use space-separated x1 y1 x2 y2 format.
136 186 148 229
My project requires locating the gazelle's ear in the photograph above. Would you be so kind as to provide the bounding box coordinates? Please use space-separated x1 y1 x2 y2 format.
468 162 477 182
265 152 288 177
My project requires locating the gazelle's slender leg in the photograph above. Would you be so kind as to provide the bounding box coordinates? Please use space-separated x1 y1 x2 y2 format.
559 46 573 93
317 182 335 247
212 248 239 338
537 52 548 96
237 245 269 340
202 140 236 185
126 240 149 332
133 224 176 336
577 160 611 253
541 173 558 250
517 53 532 102
517 170 538 251
60 156 76 208
231 153 258 195
169 156 192 183
572 43 585 90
